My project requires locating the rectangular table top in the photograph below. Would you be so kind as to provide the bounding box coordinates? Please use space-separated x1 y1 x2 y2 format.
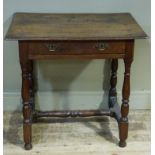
5 13 147 40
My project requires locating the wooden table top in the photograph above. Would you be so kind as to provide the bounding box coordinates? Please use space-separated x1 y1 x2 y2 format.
5 13 147 40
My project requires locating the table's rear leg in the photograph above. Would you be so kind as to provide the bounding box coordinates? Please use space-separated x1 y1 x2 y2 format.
119 40 134 147
19 41 32 150
109 59 118 108
29 60 35 111
29 60 38 123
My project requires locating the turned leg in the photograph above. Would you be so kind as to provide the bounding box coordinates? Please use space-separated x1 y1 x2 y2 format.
119 40 134 147
109 59 118 108
29 61 38 122
19 41 32 150
29 60 35 112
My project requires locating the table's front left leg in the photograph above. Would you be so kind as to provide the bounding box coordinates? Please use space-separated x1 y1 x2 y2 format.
19 41 32 150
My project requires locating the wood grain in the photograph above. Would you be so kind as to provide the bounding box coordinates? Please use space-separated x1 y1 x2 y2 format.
18 41 32 150
33 110 114 118
28 40 125 55
5 13 147 40
119 40 134 147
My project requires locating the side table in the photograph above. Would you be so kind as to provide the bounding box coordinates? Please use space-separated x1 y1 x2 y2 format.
5 13 147 150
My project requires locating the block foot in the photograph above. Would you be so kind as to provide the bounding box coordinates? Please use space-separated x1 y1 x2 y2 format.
24 143 32 150
119 141 126 147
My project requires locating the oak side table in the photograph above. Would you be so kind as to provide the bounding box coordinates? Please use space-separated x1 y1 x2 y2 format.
5 13 147 150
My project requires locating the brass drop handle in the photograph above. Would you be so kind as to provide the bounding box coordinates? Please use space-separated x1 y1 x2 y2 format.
45 43 57 52
96 43 109 51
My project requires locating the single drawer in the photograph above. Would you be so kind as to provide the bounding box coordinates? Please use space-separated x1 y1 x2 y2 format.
28 41 125 56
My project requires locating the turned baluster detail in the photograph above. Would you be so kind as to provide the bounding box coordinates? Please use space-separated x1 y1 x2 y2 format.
121 61 131 122
119 40 134 147
34 110 114 118
109 59 118 108
29 60 35 111
19 41 32 150
119 60 131 147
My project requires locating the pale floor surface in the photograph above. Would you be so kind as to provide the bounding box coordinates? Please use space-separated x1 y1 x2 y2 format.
3 110 150 155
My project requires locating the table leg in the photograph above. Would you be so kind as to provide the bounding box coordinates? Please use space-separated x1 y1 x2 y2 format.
29 60 35 112
119 40 134 147
19 41 32 150
109 59 118 108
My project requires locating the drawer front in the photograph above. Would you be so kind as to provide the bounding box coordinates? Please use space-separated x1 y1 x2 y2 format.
28 41 125 55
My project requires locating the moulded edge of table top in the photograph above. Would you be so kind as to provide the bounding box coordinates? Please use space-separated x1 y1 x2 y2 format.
5 12 147 41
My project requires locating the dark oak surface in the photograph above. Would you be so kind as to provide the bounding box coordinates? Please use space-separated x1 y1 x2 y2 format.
6 13 147 40
28 40 125 55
